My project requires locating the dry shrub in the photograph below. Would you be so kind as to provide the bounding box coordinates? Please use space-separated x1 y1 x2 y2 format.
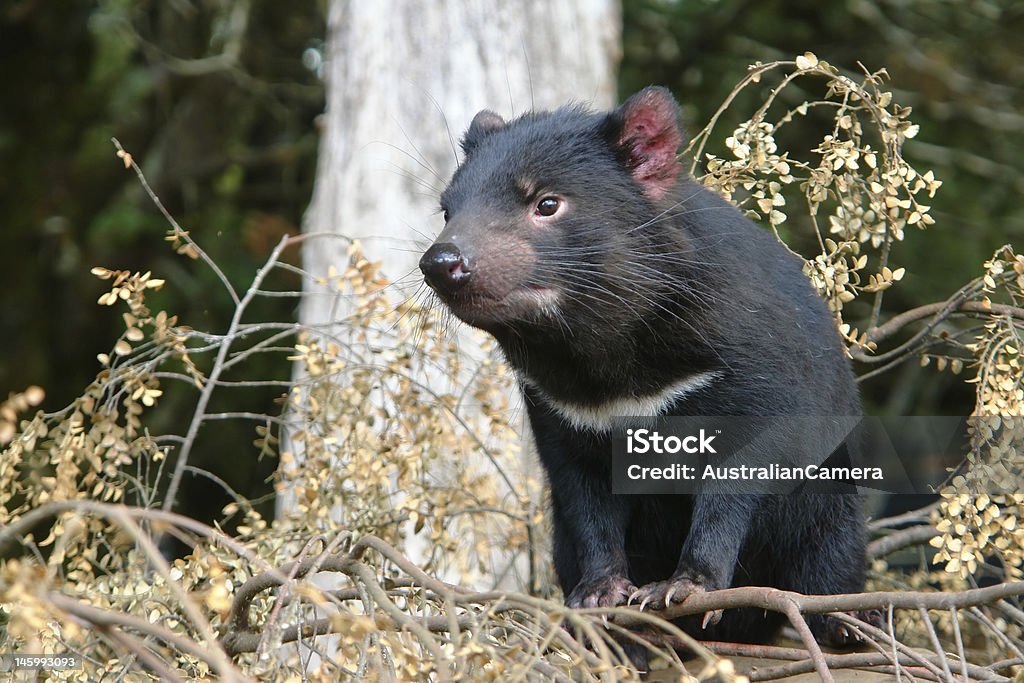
1 54 1023 681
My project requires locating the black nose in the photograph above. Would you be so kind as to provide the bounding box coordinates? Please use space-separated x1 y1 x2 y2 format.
419 242 472 295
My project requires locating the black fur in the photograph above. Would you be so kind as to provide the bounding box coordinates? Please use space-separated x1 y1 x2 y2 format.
421 87 868 653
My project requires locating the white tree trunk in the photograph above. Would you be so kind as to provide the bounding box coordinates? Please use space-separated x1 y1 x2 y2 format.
281 1 620 568
300 0 621 292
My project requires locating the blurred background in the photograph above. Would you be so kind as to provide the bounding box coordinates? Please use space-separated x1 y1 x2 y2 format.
1 0 1021 522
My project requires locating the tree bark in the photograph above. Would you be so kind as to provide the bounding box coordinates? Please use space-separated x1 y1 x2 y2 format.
300 0 621 296
282 1 620 553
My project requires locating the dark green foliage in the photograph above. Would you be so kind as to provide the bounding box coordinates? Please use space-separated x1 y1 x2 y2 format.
0 1 324 528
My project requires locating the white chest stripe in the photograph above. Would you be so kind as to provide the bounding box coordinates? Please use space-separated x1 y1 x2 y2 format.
524 371 720 433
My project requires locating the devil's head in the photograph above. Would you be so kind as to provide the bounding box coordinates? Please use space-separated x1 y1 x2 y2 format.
420 87 687 336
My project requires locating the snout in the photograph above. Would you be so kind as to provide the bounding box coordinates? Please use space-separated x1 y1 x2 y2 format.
419 242 472 296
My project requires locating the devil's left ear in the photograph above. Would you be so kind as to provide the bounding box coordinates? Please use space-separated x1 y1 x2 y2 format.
606 86 684 200
461 110 506 155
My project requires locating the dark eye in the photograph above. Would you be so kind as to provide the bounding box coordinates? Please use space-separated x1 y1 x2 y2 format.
442 208 450 222
535 197 560 217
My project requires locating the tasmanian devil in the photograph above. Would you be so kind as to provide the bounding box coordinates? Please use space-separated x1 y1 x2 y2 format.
419 87 869 652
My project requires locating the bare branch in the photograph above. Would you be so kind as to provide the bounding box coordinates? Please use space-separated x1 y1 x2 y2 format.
163 233 294 511
868 524 937 559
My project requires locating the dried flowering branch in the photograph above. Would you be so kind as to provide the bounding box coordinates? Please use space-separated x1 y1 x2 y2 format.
691 57 1024 594
692 55 940 347
5 500 1020 682
1 55 1022 682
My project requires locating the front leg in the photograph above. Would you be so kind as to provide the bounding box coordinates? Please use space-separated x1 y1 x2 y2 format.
550 466 637 609
523 389 637 608
630 494 757 625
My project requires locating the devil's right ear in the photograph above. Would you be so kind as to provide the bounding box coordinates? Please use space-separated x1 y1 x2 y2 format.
460 110 506 155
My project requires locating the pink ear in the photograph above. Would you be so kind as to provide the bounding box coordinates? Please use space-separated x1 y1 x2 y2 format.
615 87 683 200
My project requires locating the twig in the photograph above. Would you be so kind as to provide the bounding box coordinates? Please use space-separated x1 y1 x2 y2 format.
707 640 1003 680
108 140 302 513
741 652 999 682
868 235 893 324
0 501 285 579
868 524 938 559
968 606 1024 662
623 582 1024 626
47 593 251 682
106 508 240 682
990 659 1024 673
854 298 1024 364
950 607 969 683
162 233 294 511
838 609 946 682
918 606 955 683
111 138 239 305
181 465 249 507
869 501 942 530
103 628 187 683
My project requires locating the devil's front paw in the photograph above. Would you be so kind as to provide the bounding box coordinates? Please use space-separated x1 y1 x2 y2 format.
565 575 637 609
814 609 884 647
628 570 723 627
